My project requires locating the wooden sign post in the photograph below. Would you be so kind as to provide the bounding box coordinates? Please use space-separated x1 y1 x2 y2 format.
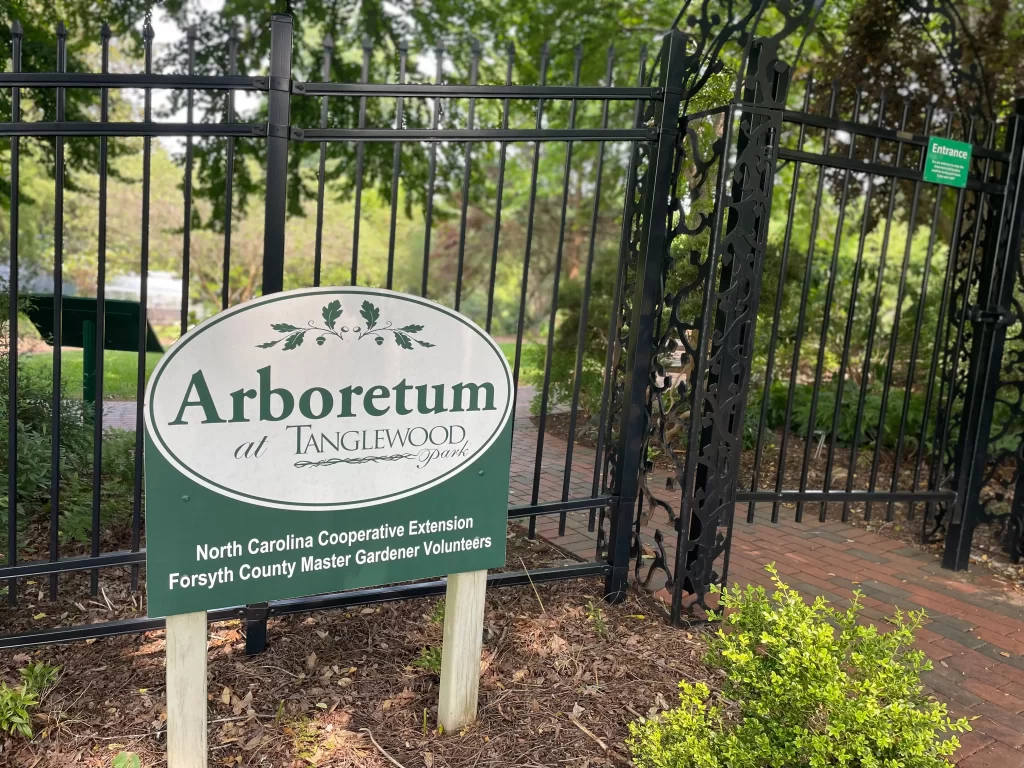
437 569 488 731
166 612 208 768
144 287 513 763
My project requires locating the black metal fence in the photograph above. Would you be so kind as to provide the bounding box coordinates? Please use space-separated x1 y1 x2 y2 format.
3 0 1024 643
0 13 657 648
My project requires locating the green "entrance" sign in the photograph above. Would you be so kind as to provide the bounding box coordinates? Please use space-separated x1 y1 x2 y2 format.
923 137 973 188
144 287 513 617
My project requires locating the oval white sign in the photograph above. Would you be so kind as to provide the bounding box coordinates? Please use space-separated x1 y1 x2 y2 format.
144 287 514 510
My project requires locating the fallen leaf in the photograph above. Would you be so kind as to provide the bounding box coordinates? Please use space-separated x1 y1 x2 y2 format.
307 652 317 671
220 687 232 705
424 752 433 767
243 734 263 750
571 702 584 720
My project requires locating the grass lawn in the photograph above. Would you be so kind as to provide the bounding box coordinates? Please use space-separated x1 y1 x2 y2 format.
498 340 544 376
20 350 163 400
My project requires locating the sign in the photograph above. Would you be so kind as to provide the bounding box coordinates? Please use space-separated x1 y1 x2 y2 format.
923 137 973 188
144 287 512 617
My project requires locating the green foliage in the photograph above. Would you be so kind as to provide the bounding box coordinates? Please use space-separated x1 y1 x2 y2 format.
413 646 443 674
0 661 60 739
0 682 38 738
429 598 446 625
112 753 142 768
19 662 59 695
628 565 969 768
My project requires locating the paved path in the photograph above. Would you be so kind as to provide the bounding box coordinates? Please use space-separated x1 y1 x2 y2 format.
105 393 1024 765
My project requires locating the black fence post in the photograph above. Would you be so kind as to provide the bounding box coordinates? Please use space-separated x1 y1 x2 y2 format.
604 31 687 603
246 13 293 656
261 13 292 296
944 98 1024 571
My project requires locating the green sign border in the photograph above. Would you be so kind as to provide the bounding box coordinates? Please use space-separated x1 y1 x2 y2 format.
145 288 514 510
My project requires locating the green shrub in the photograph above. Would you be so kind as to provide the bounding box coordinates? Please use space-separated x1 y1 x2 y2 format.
628 564 969 768
0 661 59 738
0 682 38 738
412 646 443 674
19 662 59 695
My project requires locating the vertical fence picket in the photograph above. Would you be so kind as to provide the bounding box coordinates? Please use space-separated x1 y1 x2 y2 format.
536 44 583 537
454 41 481 312
180 28 196 338
485 44 515 334
90 24 111 596
132 23 155 592
565 46 615 510
6 21 23 607
386 39 408 291
351 36 371 286
221 30 238 310
48 22 68 601
516 42 550 540
313 34 333 288
421 45 444 298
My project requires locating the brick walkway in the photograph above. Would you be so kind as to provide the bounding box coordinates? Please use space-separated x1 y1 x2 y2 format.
109 392 1024 764
512 416 1024 767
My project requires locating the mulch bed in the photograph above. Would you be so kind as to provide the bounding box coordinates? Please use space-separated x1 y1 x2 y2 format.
0 529 714 767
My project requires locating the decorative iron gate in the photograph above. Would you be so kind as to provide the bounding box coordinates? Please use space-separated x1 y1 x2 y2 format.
616 0 1024 624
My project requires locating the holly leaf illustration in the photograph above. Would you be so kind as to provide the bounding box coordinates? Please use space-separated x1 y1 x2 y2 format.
322 300 342 329
271 322 301 333
414 338 436 348
360 301 380 330
257 339 282 349
283 332 305 351
399 324 424 333
394 332 414 350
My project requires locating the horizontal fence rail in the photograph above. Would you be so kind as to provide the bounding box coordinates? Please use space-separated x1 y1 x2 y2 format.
0 564 611 649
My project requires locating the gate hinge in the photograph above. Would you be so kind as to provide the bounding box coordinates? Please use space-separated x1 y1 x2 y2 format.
265 122 290 139
966 305 1013 326
269 76 292 92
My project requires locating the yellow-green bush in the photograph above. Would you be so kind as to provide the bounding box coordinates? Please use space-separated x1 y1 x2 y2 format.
628 565 969 768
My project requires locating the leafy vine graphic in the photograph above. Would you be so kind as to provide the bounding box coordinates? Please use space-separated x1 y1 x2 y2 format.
257 299 435 351
294 454 416 469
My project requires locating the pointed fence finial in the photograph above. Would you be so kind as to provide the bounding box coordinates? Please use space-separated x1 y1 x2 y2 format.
56 21 67 37
362 33 372 50
573 43 583 60
11 19 23 37
323 33 334 51
143 22 155 41
101 22 112 40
